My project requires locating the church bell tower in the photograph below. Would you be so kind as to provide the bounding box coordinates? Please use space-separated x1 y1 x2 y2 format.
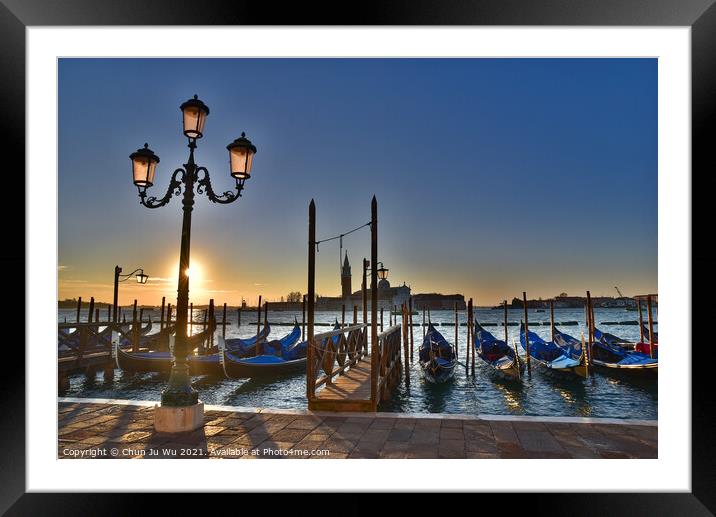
341 251 352 299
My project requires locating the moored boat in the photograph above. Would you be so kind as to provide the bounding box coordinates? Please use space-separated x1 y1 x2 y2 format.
520 322 581 373
554 326 657 378
474 321 523 380
220 321 304 378
114 326 217 374
418 323 457 384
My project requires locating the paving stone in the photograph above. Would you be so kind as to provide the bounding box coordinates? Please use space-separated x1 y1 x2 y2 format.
438 447 466 458
368 418 396 430
497 441 528 458
321 438 357 454
512 421 548 432
270 428 313 443
440 428 464 441
515 430 566 454
466 451 500 459
410 430 440 445
466 438 498 453
360 428 390 443
286 418 323 430
490 421 519 444
387 428 413 442
442 419 463 429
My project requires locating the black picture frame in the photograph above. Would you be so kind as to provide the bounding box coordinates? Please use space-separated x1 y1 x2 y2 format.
4 0 713 513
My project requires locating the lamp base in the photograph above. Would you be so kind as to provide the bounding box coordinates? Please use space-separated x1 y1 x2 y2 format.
154 401 204 433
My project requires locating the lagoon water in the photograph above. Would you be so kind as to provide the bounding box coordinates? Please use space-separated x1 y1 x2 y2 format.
58 307 657 420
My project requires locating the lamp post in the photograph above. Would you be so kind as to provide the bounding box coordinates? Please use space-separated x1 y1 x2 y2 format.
112 266 148 322
362 261 388 314
130 94 257 428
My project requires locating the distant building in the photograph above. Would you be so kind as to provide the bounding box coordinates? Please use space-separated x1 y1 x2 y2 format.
412 293 466 310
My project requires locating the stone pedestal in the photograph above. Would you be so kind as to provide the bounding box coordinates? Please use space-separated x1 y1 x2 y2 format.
154 401 204 433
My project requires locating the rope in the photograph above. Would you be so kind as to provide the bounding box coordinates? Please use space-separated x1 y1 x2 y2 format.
312 221 371 252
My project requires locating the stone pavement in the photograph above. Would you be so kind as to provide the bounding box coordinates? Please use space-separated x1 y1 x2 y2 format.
58 400 657 459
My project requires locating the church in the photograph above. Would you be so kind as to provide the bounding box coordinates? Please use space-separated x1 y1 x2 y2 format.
315 252 411 311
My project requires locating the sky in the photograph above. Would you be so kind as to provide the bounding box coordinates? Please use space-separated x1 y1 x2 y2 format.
58 58 657 306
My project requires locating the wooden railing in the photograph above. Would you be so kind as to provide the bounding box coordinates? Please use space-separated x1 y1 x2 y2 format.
306 323 368 400
374 325 402 402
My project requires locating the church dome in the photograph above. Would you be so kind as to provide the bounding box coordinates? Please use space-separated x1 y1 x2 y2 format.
378 278 390 289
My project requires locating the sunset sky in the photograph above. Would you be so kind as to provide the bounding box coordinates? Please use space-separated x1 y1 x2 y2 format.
58 58 657 306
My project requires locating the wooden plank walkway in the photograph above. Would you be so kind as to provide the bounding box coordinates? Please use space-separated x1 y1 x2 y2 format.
310 358 373 412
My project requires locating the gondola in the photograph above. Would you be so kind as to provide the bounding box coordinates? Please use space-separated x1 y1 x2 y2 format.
58 322 133 353
519 322 581 373
216 321 271 355
474 321 523 380
114 326 217 374
593 327 635 350
554 326 657 378
418 323 457 384
220 321 304 378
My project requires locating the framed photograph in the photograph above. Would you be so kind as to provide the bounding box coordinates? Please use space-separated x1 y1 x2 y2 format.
5 0 713 512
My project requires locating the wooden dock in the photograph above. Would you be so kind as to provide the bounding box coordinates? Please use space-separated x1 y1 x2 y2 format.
311 358 374 412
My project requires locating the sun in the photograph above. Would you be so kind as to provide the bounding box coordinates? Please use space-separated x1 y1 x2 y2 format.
170 259 205 293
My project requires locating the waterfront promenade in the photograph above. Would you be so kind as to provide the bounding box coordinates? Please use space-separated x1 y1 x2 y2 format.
58 399 657 459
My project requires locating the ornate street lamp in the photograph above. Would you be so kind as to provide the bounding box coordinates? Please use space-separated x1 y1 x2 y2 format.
130 94 257 430
377 265 389 280
112 266 148 322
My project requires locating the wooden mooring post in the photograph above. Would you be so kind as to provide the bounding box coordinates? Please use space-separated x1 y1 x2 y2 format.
646 294 655 358
237 307 241 328
409 297 414 361
95 308 99 323
454 301 458 360
160 296 166 331
637 297 644 342
76 296 82 323
167 303 172 327
380 306 384 332
503 300 509 344
370 196 378 410
190 302 194 332
422 307 426 338
402 303 410 384
88 297 95 323
341 304 346 328
256 295 262 342
222 302 227 339
469 298 475 376
353 305 358 325
302 294 306 340
586 291 594 366
523 291 531 371
132 300 138 352
306 200 316 402
362 258 368 325
550 299 555 342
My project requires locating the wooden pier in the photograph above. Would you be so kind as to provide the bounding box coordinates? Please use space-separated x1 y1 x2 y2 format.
306 196 403 412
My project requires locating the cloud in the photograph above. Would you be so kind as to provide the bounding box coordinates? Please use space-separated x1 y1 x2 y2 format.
58 265 69 271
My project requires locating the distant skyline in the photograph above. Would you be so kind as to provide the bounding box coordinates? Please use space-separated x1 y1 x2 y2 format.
58 58 657 306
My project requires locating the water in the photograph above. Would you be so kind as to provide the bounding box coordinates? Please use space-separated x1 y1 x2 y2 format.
58 307 657 419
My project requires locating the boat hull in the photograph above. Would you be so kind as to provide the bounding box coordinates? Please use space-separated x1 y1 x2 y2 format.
419 360 456 384
222 356 306 378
